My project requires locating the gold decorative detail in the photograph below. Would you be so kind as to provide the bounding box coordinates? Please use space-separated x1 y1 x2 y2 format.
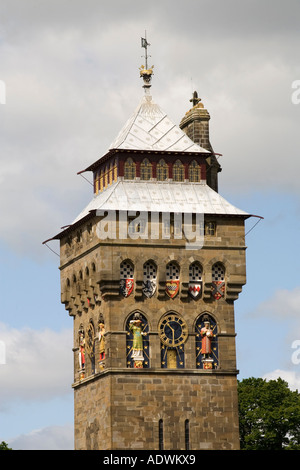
139 64 154 77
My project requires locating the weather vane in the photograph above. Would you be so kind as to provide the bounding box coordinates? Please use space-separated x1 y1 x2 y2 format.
139 32 154 90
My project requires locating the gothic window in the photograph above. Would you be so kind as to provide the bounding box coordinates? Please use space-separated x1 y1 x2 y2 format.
124 158 136 180
205 221 216 236
165 261 180 298
211 262 225 300
140 158 152 180
188 262 202 299
173 159 184 181
189 160 201 182
126 312 149 368
195 314 218 369
185 420 190 450
120 260 134 297
159 420 164 450
157 159 168 181
142 261 157 298
166 261 180 280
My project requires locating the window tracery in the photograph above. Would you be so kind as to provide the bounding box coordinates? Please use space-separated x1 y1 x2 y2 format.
157 159 168 181
173 159 184 181
124 158 136 179
188 160 201 182
140 158 152 180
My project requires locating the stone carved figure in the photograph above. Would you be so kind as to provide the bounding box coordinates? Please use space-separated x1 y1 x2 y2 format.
129 313 146 368
200 320 213 358
98 317 105 363
78 329 85 373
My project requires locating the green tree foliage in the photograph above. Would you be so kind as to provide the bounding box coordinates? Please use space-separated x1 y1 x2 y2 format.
238 377 300 450
0 441 12 450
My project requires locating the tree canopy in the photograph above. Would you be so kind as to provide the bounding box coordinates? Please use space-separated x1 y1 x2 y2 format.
238 377 300 450
0 441 12 450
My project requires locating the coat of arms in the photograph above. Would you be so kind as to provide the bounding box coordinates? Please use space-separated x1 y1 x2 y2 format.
142 279 156 298
120 278 134 297
211 281 225 300
188 282 202 299
166 280 179 298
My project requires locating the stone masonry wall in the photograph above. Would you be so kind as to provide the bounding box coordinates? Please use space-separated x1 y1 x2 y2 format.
74 371 240 450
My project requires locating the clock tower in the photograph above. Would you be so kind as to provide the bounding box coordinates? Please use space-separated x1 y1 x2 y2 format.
49 40 252 450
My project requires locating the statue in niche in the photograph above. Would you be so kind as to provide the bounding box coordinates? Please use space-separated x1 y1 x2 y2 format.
129 313 146 368
86 322 95 374
98 315 105 369
78 328 85 378
201 318 213 359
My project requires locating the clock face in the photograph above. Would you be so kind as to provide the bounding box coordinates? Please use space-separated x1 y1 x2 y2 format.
158 314 188 347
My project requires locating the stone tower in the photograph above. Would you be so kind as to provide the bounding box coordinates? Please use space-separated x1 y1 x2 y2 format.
49 45 251 450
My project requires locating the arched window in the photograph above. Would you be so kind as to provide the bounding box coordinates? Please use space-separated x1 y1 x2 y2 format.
157 159 168 181
120 260 134 297
188 262 202 299
185 419 190 450
195 314 218 369
205 221 216 236
165 261 180 298
189 160 201 182
126 312 149 368
143 261 157 298
140 158 152 180
211 262 225 300
124 158 136 180
173 159 184 182
159 419 164 450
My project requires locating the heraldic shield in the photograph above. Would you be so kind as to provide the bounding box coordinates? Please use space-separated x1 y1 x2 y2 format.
188 281 202 299
211 281 225 300
166 280 179 298
120 278 134 297
142 279 156 298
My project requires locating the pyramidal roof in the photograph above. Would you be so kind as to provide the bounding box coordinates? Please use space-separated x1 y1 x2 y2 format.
108 92 210 154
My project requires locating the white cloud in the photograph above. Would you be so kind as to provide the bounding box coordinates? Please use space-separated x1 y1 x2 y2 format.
253 286 300 319
0 324 73 406
0 1 299 257
7 423 74 450
263 369 300 392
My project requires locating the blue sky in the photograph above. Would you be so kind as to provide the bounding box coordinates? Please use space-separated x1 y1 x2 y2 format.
0 0 300 449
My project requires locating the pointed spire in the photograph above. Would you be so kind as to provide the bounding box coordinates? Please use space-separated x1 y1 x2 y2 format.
139 32 154 94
